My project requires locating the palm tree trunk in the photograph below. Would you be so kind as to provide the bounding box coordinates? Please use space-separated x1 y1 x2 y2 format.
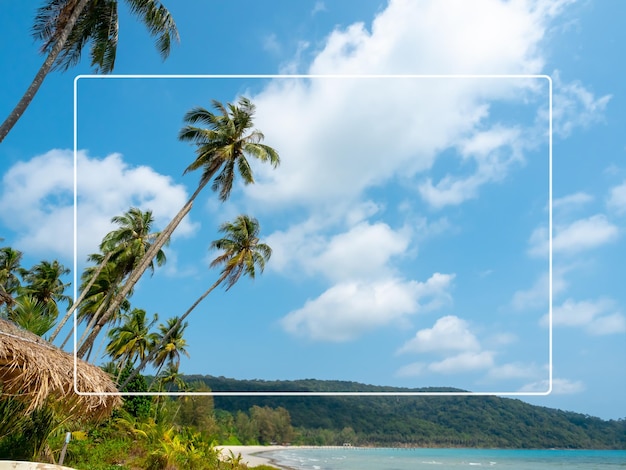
148 362 166 390
119 272 227 390
0 0 91 143
77 179 208 359
74 284 118 350
48 251 112 343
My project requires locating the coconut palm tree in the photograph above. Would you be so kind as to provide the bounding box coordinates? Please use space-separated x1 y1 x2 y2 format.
0 0 178 143
21 260 71 318
47 251 113 343
60 258 132 351
156 362 186 392
6 295 58 337
149 316 189 387
79 97 280 360
106 307 158 381
48 207 164 348
179 97 281 202
120 214 271 389
75 208 166 356
0 247 24 299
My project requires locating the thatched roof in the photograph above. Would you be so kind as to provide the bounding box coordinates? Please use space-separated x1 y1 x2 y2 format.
0 318 121 419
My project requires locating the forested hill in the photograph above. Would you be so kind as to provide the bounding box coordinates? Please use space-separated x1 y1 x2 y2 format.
183 375 626 449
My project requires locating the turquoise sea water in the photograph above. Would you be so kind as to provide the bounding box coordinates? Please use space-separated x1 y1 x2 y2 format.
260 447 626 470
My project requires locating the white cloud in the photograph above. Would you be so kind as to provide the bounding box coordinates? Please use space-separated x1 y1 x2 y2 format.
308 0 558 75
586 313 626 336
541 298 626 335
520 377 585 394
552 192 594 211
245 0 570 211
551 71 612 138
510 268 568 311
428 351 495 374
607 180 626 215
266 216 412 282
280 273 455 342
397 315 480 354
418 126 524 209
395 350 497 377
528 215 619 257
487 362 540 380
308 222 411 282
0 149 196 261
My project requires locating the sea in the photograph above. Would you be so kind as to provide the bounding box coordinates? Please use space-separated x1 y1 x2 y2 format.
260 447 626 470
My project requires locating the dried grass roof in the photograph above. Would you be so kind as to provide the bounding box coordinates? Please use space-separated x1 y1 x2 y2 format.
0 318 121 420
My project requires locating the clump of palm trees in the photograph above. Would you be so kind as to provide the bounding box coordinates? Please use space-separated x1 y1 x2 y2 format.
2 95 280 392
115 96 280 388
0 244 71 337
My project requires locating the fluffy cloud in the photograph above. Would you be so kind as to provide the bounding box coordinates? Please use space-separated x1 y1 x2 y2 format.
280 273 454 342
520 378 585 395
266 215 411 281
541 298 626 335
429 351 495 373
418 126 524 209
552 192 594 211
607 180 626 215
397 315 480 354
394 314 502 377
487 362 540 380
245 0 574 211
397 351 495 377
0 149 196 261
551 71 612 139
510 267 569 311
528 215 619 257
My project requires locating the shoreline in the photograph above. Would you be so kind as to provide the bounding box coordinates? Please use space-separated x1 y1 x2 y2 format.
215 446 626 469
215 445 355 469
215 445 291 468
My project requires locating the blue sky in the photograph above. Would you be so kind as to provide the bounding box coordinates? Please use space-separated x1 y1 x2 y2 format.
1 0 625 420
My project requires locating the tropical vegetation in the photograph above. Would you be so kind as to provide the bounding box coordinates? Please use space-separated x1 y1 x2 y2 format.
1 90 281 467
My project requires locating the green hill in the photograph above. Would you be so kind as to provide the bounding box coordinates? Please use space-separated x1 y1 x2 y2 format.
183 375 626 449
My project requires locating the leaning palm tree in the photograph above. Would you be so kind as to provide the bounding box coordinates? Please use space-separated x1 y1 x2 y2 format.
79 97 280 359
0 0 178 143
50 207 165 347
120 214 271 389
106 307 158 382
74 208 166 356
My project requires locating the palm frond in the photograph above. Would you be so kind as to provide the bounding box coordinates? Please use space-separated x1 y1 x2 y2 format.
125 0 179 59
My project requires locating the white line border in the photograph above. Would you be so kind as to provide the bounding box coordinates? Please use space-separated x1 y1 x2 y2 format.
73 74 553 397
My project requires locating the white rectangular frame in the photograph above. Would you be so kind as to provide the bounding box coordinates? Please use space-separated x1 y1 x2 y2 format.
73 74 553 397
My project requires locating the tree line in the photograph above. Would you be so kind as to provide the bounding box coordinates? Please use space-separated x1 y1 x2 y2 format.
196 375 626 450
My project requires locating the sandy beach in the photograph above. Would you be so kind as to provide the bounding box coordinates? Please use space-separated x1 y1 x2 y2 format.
216 445 289 468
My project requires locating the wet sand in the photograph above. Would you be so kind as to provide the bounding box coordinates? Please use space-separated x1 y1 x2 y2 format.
215 445 289 468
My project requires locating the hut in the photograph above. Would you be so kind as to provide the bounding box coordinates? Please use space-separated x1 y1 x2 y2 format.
0 318 121 419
